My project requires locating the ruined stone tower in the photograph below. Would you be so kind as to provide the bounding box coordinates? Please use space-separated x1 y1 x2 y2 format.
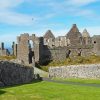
17 33 30 64
16 33 40 65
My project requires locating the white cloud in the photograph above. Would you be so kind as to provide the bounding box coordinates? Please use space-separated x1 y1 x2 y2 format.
0 0 25 10
0 11 34 26
67 0 98 7
34 0 98 19
0 0 35 26
0 0 99 25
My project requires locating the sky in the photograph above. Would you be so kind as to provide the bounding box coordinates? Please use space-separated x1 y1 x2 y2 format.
0 0 100 48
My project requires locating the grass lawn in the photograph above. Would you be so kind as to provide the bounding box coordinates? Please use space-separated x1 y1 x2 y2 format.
0 80 100 100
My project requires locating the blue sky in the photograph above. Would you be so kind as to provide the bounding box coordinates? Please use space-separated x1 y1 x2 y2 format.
0 0 100 47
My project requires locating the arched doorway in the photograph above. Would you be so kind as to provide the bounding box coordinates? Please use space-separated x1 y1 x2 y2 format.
29 40 34 50
28 40 35 64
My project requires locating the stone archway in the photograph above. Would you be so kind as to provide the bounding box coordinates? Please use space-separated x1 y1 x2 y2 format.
28 40 35 64
17 33 40 65
29 40 34 50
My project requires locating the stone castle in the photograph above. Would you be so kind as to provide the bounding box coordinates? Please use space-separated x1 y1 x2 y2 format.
11 24 100 65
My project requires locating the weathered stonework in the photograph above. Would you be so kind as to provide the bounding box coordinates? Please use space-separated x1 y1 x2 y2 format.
92 35 100 55
0 61 34 86
66 24 83 46
16 33 40 65
49 64 100 79
12 24 100 64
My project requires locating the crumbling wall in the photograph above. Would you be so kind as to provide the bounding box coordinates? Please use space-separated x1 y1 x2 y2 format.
41 46 93 62
17 33 30 65
16 33 40 65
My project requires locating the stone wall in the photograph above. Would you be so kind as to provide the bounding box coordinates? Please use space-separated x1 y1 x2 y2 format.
41 46 93 62
50 48 67 60
49 64 100 79
92 35 100 55
17 34 30 64
16 33 40 65
0 61 34 86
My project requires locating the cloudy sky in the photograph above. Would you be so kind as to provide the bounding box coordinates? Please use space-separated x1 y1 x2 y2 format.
0 0 100 47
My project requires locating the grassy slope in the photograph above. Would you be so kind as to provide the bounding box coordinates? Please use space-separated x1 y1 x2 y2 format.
48 55 100 66
41 55 100 72
0 80 100 100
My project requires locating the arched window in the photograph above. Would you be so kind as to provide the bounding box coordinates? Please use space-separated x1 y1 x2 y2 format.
28 40 34 49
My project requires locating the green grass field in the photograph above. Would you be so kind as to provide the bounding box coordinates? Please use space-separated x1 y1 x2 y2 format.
0 80 100 100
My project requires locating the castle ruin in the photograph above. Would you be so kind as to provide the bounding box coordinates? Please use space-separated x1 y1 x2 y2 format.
12 24 100 65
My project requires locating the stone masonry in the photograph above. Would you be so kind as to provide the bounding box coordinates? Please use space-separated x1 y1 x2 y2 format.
12 24 100 64
92 35 100 55
0 61 34 86
49 64 100 79
16 33 40 65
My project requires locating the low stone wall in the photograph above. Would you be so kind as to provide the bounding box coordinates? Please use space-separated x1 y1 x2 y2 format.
49 64 100 79
0 61 34 86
